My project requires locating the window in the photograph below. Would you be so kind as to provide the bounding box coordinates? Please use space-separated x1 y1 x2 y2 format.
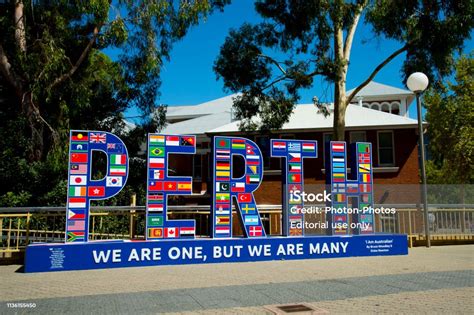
377 131 395 166
370 103 380 110
381 103 390 113
350 131 366 143
391 103 400 115
193 154 203 180
255 135 270 169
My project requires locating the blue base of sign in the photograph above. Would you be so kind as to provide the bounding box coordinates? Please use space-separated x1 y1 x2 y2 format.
24 234 408 273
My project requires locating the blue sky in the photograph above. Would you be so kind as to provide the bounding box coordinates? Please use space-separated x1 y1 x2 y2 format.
112 1 473 119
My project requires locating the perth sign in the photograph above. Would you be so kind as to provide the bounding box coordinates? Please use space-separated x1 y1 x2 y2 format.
24 131 407 273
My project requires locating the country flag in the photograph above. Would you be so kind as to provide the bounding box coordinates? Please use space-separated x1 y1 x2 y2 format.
67 231 85 242
69 186 86 197
216 149 230 160
148 204 164 212
216 162 230 171
70 175 87 186
216 204 230 215
216 171 230 178
231 182 245 192
147 216 163 227
246 154 260 160
248 165 258 174
68 197 86 208
358 143 370 153
89 133 106 143
150 169 164 180
332 157 344 163
360 174 371 183
216 216 230 225
149 135 165 144
288 142 301 152
359 164 371 173
180 136 195 146
68 209 85 220
288 174 301 183
166 136 180 146
71 142 88 152
71 153 88 163
107 143 123 153
177 182 192 191
332 143 345 152
164 227 178 238
71 131 88 142
361 194 371 203
106 176 122 187
289 163 301 172
360 184 371 193
289 153 301 163
244 215 259 225
241 204 255 214
272 141 286 150
231 139 246 150
358 153 370 163
246 145 256 155
148 228 163 238
336 194 346 202
249 226 263 237
216 193 230 202
149 181 163 191
302 143 316 152
88 186 105 197
110 165 126 175
148 194 164 203
149 146 164 157
164 182 177 191
238 193 251 203
347 183 358 193
216 182 230 192
67 219 85 231
215 227 230 235
70 164 87 175
180 227 195 236
149 158 165 168
216 138 230 149
246 175 259 184
110 154 126 165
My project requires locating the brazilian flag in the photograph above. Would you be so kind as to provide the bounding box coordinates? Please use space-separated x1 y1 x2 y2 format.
149 146 164 157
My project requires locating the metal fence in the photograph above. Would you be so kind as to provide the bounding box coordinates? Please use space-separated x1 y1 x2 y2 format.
1 204 473 255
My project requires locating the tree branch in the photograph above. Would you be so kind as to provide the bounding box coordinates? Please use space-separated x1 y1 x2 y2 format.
343 2 366 61
347 44 409 103
48 26 100 90
257 53 287 75
0 43 22 96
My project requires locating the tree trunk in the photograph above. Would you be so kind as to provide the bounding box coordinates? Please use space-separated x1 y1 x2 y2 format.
332 23 347 141
22 91 45 161
14 1 27 52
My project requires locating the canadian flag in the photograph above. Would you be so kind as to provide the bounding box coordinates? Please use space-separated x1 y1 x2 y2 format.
165 227 178 238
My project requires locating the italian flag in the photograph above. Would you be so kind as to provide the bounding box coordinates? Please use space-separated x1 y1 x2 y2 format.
111 154 126 165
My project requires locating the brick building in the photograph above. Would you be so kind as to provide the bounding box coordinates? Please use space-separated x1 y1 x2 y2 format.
160 81 424 235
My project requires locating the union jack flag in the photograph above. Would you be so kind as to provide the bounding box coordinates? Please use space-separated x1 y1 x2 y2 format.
90 133 106 143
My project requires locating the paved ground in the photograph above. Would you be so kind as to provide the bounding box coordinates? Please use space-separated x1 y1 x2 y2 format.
0 245 472 314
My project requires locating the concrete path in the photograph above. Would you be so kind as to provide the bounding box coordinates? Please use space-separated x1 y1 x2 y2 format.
0 245 473 314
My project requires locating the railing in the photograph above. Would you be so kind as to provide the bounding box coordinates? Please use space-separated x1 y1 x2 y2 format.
1 204 473 255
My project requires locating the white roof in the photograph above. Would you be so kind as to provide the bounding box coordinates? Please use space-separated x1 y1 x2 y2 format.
208 104 419 134
161 111 232 135
166 94 239 120
346 81 413 98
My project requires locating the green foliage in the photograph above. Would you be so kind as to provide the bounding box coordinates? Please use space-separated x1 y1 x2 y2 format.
425 54 474 184
0 0 229 206
214 0 474 132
